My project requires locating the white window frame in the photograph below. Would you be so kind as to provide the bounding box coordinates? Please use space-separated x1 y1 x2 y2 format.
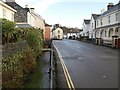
108 16 111 23
3 8 6 18
100 19 103 26
11 13 14 21
116 13 118 21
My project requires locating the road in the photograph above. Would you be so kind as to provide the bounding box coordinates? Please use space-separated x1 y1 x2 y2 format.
53 39 118 88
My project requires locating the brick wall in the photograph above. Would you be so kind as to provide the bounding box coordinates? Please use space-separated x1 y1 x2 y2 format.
45 27 51 41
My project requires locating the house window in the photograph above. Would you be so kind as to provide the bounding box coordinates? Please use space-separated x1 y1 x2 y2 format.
100 31 102 37
58 35 60 39
100 19 103 25
108 16 111 23
97 20 98 26
58 30 60 33
92 23 93 28
108 32 110 37
116 13 118 21
11 13 14 21
105 30 106 37
108 30 111 37
3 8 6 18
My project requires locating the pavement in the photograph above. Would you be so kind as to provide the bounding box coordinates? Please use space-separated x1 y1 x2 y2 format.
55 56 68 88
53 39 118 88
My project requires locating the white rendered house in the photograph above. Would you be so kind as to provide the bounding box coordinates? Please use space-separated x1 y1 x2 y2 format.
94 2 120 43
82 19 90 37
52 27 63 40
0 0 16 21
89 14 100 38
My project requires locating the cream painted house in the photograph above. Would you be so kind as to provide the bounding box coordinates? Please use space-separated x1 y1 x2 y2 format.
52 27 63 40
0 0 16 21
94 2 120 43
29 8 45 30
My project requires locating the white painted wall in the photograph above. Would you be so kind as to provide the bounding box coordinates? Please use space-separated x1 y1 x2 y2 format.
27 12 36 27
27 11 45 30
96 10 120 28
89 16 95 38
80 31 83 36
34 15 45 30
53 27 63 39
82 22 90 36
0 1 16 21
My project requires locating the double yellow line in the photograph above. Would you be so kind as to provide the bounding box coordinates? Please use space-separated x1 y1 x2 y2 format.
54 45 75 90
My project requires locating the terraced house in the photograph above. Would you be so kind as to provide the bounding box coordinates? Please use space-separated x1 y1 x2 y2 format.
89 14 100 39
94 2 120 44
0 0 16 21
6 0 45 29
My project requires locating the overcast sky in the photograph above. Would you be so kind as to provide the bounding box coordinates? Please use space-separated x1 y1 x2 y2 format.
9 0 119 28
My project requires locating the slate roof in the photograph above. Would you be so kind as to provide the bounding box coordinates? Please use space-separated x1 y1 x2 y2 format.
92 14 101 19
52 27 63 32
84 19 90 24
45 23 52 27
98 2 120 18
16 24 32 28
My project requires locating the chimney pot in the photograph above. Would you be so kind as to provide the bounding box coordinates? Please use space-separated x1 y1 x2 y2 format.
107 3 114 10
25 5 28 8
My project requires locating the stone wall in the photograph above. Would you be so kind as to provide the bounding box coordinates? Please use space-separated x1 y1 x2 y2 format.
6 2 28 22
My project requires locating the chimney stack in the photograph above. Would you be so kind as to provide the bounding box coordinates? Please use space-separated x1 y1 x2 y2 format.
25 5 28 8
107 3 114 10
30 8 35 12
6 0 15 2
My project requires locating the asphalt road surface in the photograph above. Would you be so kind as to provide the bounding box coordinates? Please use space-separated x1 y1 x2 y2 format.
53 39 118 88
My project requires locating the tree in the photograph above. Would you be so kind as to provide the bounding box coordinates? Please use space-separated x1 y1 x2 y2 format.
1 18 17 44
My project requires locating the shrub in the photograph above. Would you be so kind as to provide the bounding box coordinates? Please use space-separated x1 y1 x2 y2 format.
21 49 36 74
1 18 18 44
2 48 37 88
2 19 44 88
25 28 43 56
2 52 24 88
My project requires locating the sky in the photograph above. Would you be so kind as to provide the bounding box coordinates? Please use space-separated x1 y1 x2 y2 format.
14 0 119 28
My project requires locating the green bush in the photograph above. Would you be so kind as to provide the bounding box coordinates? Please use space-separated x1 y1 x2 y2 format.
21 49 36 74
2 48 37 88
1 18 18 44
2 52 24 88
25 28 43 56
